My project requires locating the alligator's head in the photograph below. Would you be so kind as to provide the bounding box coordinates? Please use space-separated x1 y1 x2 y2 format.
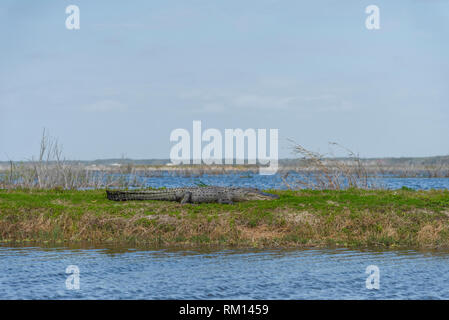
234 188 280 201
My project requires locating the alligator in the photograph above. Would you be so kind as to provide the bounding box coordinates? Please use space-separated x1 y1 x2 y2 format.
106 186 279 204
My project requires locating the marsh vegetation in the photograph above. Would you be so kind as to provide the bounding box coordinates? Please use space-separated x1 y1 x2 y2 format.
1 131 449 248
1 188 448 248
1 131 448 190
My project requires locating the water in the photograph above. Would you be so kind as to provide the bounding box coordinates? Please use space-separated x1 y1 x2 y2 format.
1 246 449 299
3 170 449 190
125 172 449 190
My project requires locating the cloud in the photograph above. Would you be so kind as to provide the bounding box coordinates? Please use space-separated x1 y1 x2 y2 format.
180 90 353 113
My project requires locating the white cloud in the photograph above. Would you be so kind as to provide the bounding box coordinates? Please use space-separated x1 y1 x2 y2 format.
180 90 353 113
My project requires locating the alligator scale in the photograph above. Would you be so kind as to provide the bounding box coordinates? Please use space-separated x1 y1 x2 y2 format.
106 186 279 204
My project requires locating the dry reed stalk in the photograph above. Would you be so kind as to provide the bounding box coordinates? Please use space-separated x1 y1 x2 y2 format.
1 129 146 190
283 140 375 190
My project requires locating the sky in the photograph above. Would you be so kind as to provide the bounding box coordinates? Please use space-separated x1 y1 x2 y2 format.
0 0 448 161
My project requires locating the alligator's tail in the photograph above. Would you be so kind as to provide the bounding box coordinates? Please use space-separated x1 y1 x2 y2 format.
106 189 178 201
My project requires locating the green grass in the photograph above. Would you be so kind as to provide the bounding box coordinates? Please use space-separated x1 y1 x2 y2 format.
0 188 448 248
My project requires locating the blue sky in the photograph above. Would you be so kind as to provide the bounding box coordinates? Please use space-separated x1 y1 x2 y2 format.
0 0 448 160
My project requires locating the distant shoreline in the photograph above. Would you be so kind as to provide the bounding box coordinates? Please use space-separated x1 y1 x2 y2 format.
2 161 449 178
2 155 449 166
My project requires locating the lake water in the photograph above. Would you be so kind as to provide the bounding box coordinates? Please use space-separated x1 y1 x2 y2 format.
1 246 449 300
124 172 449 191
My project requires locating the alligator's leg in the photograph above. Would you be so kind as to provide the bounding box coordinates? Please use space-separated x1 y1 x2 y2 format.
218 195 234 205
180 192 192 204
219 199 234 204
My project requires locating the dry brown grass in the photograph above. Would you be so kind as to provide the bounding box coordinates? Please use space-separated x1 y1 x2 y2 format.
1 207 447 248
417 223 445 244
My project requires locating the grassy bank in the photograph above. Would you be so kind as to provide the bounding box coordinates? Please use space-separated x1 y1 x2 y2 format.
1 188 449 248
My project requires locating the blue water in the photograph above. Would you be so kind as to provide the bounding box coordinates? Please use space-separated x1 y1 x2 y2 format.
1 246 448 299
124 172 449 190
3 170 449 190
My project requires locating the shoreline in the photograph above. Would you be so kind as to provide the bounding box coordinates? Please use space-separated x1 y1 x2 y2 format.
1 189 448 249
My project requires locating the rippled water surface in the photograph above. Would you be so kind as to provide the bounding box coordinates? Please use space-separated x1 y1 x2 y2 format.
121 172 449 190
1 246 449 299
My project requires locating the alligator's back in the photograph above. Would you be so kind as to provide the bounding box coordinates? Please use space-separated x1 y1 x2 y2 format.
107 187 231 202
